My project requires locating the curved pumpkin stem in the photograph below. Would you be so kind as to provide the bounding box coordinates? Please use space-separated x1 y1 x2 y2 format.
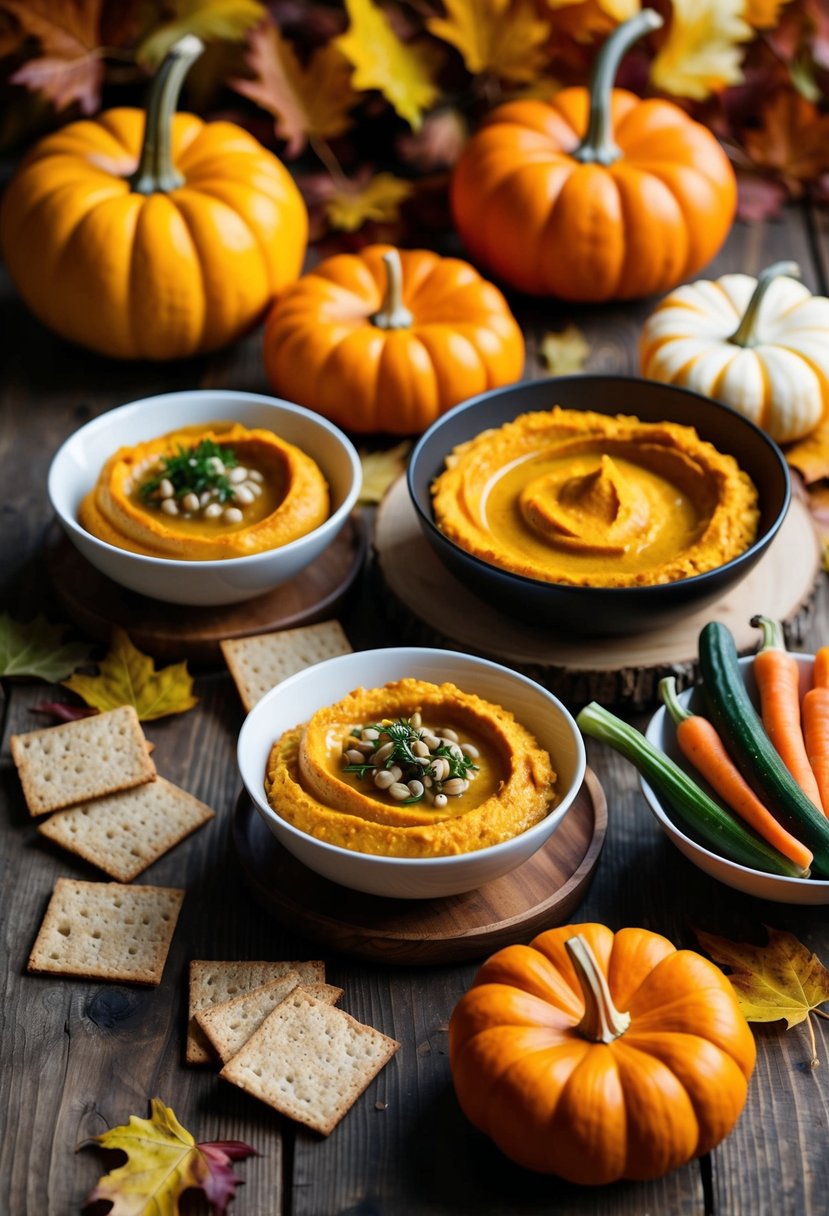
566 934 631 1043
728 261 801 349
130 35 204 195
572 10 664 167
371 250 413 330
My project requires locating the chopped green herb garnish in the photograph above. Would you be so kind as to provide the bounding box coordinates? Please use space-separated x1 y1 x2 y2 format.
139 439 238 503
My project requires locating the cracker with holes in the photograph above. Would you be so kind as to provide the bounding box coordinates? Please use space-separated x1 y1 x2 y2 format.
36 777 214 882
27 878 183 985
10 705 156 817
196 974 343 1063
187 958 326 1064
220 988 400 1135
220 620 352 712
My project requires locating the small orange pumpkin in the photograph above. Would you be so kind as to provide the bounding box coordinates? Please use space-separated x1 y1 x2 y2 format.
449 923 755 1184
0 36 307 360
262 244 524 435
451 11 736 301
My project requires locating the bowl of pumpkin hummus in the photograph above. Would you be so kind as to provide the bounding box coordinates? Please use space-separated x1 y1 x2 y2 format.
408 375 790 634
48 390 361 605
237 647 586 898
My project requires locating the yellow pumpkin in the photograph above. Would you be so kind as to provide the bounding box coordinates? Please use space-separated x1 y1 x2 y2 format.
0 36 307 360
640 261 829 443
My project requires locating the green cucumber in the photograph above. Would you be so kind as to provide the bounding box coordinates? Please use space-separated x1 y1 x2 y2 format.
577 702 806 878
698 620 829 877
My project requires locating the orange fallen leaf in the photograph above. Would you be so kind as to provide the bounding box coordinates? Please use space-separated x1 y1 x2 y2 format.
697 927 829 1067
3 0 106 114
64 628 198 721
743 90 829 195
785 420 829 485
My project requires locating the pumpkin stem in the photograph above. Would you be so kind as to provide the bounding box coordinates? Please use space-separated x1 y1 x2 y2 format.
371 250 413 330
566 934 631 1044
129 35 204 195
572 10 664 167
728 261 801 349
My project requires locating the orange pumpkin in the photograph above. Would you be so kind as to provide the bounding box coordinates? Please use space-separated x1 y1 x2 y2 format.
263 244 524 435
0 36 307 360
451 11 736 301
449 923 755 1184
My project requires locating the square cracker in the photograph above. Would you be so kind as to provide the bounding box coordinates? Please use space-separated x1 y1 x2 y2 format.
220 989 400 1136
187 958 326 1064
11 705 156 816
27 878 183 985
221 621 352 712
37 777 214 882
196 974 343 1063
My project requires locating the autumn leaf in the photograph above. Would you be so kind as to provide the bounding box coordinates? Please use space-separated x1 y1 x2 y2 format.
743 91 829 195
650 0 752 101
697 927 829 1067
359 442 412 503
427 0 552 85
336 0 441 131
64 628 198 721
325 171 413 233
137 0 265 69
539 324 589 375
397 108 468 171
545 0 639 47
0 614 93 683
85 1098 256 1215
800 481 829 572
2 0 106 114
231 18 357 156
785 419 829 485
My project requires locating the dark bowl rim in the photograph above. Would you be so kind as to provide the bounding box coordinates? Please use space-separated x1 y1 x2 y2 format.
407 373 792 601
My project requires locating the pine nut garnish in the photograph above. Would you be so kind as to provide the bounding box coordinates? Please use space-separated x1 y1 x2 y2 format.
341 716 479 807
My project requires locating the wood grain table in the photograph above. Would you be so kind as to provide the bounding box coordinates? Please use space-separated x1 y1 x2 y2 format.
2 204 828 1216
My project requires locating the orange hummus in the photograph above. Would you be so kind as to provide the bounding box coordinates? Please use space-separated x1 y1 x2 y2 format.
265 679 557 858
80 421 329 559
431 408 760 587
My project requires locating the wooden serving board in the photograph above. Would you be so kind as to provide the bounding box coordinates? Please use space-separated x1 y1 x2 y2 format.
232 768 607 965
375 477 821 710
45 513 367 664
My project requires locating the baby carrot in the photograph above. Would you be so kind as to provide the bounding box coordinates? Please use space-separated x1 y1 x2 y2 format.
659 677 813 871
802 646 829 817
751 615 824 813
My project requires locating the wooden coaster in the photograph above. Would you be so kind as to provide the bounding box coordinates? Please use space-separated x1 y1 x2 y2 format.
375 477 821 710
45 514 367 664
232 770 607 966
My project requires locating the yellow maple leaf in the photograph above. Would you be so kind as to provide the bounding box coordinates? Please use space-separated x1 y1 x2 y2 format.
232 19 357 156
137 0 265 68
650 0 752 101
698 927 829 1067
743 0 793 29
325 172 413 232
336 0 441 130
359 442 412 503
64 628 198 721
539 323 589 374
544 0 639 45
85 1098 255 1214
427 0 552 85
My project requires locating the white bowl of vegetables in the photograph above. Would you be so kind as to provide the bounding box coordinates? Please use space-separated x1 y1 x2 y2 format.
580 619 829 903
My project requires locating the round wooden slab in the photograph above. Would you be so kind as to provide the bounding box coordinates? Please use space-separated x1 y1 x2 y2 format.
375 477 821 709
232 769 607 965
45 513 367 664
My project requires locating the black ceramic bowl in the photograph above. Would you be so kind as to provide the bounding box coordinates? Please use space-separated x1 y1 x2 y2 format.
407 375 790 636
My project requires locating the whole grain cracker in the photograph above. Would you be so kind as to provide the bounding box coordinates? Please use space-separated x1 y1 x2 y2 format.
27 878 183 985
220 621 352 712
220 989 399 1135
37 777 214 882
11 705 156 816
187 958 325 1064
196 974 342 1063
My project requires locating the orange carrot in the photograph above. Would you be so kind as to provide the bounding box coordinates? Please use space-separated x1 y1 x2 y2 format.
802 646 829 817
659 678 813 871
751 615 824 813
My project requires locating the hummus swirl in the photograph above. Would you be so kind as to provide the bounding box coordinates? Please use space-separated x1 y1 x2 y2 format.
431 408 760 587
265 679 557 857
80 421 329 560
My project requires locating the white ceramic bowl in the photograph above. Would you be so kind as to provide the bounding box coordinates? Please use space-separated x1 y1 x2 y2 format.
48 390 362 606
237 647 586 899
643 652 829 903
